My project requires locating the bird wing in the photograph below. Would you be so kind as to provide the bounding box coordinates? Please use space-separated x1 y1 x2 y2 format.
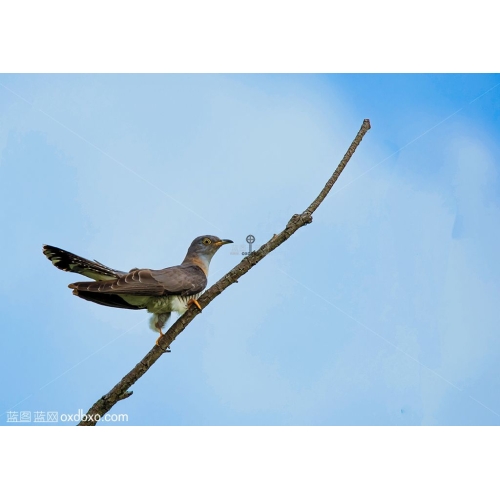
151 265 207 296
69 265 207 296
43 245 127 280
72 290 146 310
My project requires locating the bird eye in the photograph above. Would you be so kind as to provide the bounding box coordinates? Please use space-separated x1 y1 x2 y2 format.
203 238 211 245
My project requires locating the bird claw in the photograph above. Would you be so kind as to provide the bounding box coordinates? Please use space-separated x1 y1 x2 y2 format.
155 330 171 353
187 298 202 312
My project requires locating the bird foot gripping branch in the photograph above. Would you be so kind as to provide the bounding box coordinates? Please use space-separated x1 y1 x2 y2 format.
187 298 202 311
155 297 203 352
155 330 171 353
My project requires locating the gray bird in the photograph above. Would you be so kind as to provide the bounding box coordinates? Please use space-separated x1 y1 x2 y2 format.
42 235 233 348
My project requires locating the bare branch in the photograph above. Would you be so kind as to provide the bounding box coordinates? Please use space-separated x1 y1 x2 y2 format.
77 119 371 426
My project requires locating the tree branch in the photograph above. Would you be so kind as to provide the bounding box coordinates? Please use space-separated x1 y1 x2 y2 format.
77 119 371 426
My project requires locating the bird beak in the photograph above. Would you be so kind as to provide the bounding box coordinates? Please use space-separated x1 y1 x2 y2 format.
215 239 233 247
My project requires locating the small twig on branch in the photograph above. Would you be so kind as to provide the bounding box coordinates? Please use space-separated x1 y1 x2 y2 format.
77 119 371 426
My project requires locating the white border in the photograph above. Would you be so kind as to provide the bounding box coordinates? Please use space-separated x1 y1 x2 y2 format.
1 1 498 72
2 427 499 497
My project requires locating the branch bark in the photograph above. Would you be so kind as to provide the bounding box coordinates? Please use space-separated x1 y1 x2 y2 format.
77 118 371 426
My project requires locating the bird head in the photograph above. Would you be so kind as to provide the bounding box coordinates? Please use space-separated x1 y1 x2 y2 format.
182 235 233 275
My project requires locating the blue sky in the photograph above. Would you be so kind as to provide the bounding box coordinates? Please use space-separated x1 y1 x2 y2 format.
1 74 499 425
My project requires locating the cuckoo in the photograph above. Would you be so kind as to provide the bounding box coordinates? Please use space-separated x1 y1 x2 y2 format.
42 235 233 350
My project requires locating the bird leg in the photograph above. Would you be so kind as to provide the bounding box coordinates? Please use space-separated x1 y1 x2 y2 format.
187 298 202 312
155 328 171 353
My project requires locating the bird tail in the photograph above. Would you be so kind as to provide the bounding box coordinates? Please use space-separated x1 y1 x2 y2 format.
42 244 126 281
